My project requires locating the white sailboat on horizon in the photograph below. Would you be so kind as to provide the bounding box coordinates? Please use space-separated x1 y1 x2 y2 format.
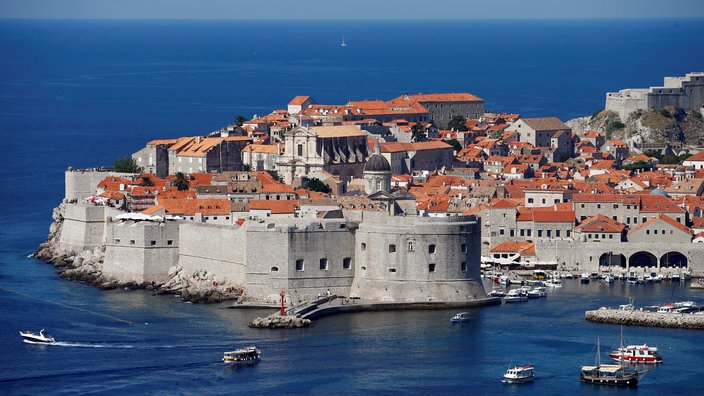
341 36 347 47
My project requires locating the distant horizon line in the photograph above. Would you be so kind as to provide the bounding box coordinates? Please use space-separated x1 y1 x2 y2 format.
2 16 703 21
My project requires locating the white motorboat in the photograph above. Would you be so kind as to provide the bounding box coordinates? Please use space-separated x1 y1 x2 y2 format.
450 312 471 323
223 346 261 364
504 289 528 303
545 278 562 288
527 287 547 298
503 365 535 383
19 329 56 344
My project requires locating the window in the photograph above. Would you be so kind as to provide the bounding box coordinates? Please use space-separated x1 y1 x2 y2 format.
388 268 396 273
271 266 279 272
150 240 156 246
646 230 650 235
538 230 543 237
428 263 436 272
461 243 467 253
320 258 328 270
499 229 505 235
547 230 552 237
115 239 120 244
361 243 366 251
296 259 304 271
520 229 525 237
130 240 135 245
407 241 414 252
510 230 515 237
461 262 467 271
167 240 173 245
297 144 303 156
428 244 436 254
556 230 561 237
528 198 534 204
566 230 571 237
343 257 352 269
527 229 532 237
597 204 601 209
389 244 396 253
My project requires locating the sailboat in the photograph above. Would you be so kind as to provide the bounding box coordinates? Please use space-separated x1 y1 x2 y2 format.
341 36 347 47
580 337 639 386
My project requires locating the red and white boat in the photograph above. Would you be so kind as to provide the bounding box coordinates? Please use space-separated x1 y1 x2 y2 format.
609 344 662 364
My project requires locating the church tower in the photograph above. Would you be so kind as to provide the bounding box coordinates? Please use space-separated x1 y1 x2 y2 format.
363 140 392 195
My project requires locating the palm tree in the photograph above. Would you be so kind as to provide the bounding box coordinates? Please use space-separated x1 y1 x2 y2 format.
139 175 155 187
234 114 247 126
172 172 190 191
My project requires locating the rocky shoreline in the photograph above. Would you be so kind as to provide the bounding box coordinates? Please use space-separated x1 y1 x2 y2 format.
34 203 243 303
585 308 704 329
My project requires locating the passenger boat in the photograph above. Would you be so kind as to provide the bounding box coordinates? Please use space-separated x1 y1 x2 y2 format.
503 365 535 384
450 312 471 323
19 329 56 344
222 346 261 364
580 338 639 387
610 344 662 364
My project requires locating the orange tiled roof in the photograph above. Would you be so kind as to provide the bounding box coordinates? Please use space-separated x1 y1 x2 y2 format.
156 198 230 216
627 214 691 235
249 199 300 214
575 214 626 233
490 241 536 255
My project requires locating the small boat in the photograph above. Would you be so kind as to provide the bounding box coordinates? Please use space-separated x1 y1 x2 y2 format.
527 287 547 298
19 329 56 344
223 346 261 365
504 289 528 303
450 312 471 323
488 288 506 297
545 278 562 288
580 273 590 284
341 36 347 47
580 338 639 387
503 365 535 384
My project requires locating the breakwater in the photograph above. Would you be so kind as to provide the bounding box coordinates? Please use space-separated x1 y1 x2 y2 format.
585 308 704 329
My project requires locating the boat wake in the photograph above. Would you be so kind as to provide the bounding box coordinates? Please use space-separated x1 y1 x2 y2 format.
52 342 136 349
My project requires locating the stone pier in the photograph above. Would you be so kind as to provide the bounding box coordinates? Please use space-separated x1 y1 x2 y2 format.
585 308 704 329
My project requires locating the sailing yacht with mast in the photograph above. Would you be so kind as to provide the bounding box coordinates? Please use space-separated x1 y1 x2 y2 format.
580 337 639 386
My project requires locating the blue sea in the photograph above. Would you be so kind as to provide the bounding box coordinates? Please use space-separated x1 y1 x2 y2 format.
1 19 704 395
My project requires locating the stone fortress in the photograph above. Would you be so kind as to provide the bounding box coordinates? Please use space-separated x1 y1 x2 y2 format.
47 168 487 306
605 72 704 121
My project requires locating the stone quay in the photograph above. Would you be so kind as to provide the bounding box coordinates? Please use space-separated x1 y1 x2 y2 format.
585 308 704 329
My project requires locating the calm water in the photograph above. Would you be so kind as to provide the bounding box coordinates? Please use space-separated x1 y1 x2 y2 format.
1 19 704 394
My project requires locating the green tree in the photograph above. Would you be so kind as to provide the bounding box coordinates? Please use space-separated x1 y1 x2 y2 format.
443 138 462 152
234 114 248 126
305 178 331 194
447 115 469 132
139 175 155 187
171 172 190 191
411 122 427 142
267 170 284 183
243 164 252 172
113 155 142 173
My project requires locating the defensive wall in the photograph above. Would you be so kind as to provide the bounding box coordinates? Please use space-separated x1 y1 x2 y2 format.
59 204 122 254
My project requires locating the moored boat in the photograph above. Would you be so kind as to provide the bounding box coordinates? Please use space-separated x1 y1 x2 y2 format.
19 329 55 344
450 312 471 323
503 365 535 384
504 288 528 303
527 287 547 298
580 273 590 284
223 346 261 364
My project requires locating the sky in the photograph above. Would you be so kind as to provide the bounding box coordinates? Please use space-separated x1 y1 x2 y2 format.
1 0 703 20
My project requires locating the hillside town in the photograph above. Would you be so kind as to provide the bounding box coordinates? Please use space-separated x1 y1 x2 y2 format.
39 72 704 304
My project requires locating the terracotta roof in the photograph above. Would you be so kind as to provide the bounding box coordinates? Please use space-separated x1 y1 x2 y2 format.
311 125 366 138
490 198 518 209
575 214 626 233
490 241 536 255
627 214 691 235
288 95 311 105
396 92 484 103
249 199 300 214
639 194 684 213
157 198 231 216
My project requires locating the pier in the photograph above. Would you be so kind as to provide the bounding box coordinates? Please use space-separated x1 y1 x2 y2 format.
585 307 704 329
248 295 502 328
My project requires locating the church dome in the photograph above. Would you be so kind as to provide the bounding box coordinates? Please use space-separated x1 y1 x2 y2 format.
364 153 391 173
651 187 669 197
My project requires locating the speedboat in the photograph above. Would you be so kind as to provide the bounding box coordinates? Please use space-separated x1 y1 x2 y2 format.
503 365 535 384
223 346 261 365
610 344 662 364
19 329 56 344
450 312 471 323
488 288 506 297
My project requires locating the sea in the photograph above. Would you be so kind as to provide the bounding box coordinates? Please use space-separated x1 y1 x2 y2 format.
1 18 704 395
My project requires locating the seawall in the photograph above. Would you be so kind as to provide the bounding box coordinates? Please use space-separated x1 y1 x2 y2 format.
585 308 704 329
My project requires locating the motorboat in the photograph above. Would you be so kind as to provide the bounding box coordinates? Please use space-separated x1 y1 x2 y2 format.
610 344 662 364
223 346 261 364
504 289 528 303
503 365 535 384
580 338 639 387
527 287 547 298
580 273 590 284
545 278 562 288
450 312 471 323
488 288 506 297
19 329 55 344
